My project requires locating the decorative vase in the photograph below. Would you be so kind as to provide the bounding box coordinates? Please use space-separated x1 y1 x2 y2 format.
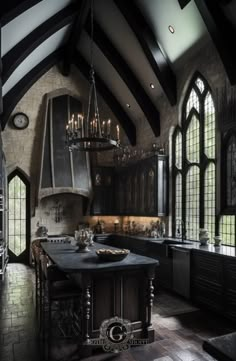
199 228 209 246
74 230 90 253
214 236 222 247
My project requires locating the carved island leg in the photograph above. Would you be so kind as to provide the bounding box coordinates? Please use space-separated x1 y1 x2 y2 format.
84 285 91 343
147 278 155 327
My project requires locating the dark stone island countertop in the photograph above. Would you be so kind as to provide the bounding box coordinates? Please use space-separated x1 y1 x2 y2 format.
203 332 236 361
41 241 158 273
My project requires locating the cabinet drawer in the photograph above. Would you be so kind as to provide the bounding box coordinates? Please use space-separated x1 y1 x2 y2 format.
192 278 222 311
192 252 222 284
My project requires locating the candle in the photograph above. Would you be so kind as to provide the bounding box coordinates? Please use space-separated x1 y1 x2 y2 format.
107 119 111 137
102 120 105 136
77 114 81 129
90 121 93 136
93 119 96 135
116 125 120 141
81 116 84 137
71 114 74 132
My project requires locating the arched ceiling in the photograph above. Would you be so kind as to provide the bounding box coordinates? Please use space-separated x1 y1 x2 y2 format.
1 0 236 144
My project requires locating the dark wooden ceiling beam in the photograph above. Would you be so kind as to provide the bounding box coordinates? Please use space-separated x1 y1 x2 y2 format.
85 18 160 137
177 0 231 9
177 0 191 9
62 0 90 76
1 0 43 26
114 0 177 106
73 51 136 146
195 0 236 85
0 24 3 115
2 4 76 85
1 48 63 130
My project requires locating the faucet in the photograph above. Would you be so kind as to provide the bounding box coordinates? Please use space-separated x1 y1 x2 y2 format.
176 219 186 242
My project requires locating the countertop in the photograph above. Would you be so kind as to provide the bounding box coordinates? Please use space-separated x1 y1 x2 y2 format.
95 233 236 258
203 332 236 361
41 242 158 273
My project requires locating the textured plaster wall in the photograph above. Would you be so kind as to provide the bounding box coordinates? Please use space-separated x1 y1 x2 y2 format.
2 38 229 238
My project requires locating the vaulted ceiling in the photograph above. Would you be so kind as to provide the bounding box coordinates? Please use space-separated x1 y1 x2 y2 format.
1 0 236 145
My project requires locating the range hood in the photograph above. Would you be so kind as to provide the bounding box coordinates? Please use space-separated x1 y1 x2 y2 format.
38 89 92 201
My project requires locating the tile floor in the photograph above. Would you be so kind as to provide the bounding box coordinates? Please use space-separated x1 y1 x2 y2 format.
0 264 235 361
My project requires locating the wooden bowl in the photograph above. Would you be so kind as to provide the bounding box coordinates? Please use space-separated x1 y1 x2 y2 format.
96 248 130 261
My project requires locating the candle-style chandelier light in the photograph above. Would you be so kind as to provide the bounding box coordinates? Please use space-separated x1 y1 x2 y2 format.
66 0 120 151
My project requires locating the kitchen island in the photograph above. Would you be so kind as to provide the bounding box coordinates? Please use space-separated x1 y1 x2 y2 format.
41 242 158 348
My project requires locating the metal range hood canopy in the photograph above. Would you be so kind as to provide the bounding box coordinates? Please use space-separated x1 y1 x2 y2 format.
38 89 92 201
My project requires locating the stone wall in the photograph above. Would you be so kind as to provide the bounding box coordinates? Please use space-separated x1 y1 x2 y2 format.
2 38 230 239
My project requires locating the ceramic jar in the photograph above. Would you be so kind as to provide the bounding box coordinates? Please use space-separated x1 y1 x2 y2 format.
199 228 209 245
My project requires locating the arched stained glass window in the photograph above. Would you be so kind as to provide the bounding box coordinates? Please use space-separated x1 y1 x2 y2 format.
175 132 182 169
186 166 200 240
186 89 200 117
172 72 236 246
195 78 205 93
175 173 182 236
204 163 215 242
172 73 219 244
186 114 200 163
219 216 235 247
8 175 27 256
204 92 215 159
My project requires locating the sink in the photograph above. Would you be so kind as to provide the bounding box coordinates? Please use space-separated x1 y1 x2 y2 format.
162 240 192 245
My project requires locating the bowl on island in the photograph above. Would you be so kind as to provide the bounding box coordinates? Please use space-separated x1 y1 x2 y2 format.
96 248 130 261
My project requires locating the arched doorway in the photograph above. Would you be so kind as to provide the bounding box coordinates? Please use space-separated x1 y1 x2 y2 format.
8 169 30 264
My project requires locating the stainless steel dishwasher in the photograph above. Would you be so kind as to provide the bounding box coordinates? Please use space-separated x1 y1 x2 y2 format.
172 247 191 299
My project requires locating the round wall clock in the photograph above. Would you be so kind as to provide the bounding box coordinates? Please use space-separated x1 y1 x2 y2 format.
12 112 29 129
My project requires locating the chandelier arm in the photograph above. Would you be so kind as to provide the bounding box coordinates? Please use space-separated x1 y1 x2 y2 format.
86 80 94 135
93 80 102 137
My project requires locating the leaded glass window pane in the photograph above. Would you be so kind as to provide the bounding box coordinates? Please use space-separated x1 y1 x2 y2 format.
175 173 182 237
204 163 215 243
175 132 182 169
8 175 27 256
227 136 236 207
186 89 200 117
219 216 235 246
195 78 205 93
186 115 200 163
204 92 215 159
186 166 200 240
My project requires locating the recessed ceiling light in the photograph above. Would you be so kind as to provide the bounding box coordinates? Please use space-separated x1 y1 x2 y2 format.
168 25 175 34
126 103 131 108
150 83 155 89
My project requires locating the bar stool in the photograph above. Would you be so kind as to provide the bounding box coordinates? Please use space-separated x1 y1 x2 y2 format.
31 239 45 319
39 254 82 360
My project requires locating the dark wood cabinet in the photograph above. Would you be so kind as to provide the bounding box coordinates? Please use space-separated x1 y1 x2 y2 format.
191 251 236 322
90 167 115 215
115 155 168 216
223 257 236 322
90 155 168 216
191 251 223 312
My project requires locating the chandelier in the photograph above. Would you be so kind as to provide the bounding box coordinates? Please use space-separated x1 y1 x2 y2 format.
66 0 120 152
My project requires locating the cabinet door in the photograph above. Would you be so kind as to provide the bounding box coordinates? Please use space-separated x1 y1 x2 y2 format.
115 171 126 214
145 167 155 214
223 258 236 321
90 167 114 215
191 251 223 311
